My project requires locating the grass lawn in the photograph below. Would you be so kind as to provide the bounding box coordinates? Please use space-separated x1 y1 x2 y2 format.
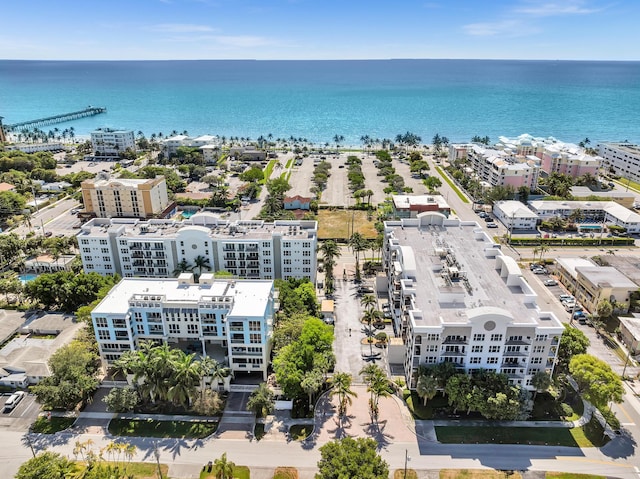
31 416 75 434
394 469 418 479
441 470 522 479
546 473 606 479
263 159 277 182
73 462 168 479
273 467 299 479
289 424 313 440
531 391 583 422
285 158 293 169
317 209 378 240
435 166 469 203
435 417 609 448
109 418 217 439
201 465 250 479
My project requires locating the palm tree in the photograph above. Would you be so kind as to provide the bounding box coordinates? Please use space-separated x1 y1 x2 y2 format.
359 364 389 422
538 244 549 263
209 360 232 392
301 368 324 410
349 232 368 281
246 382 275 417
360 294 377 311
168 352 200 406
173 259 192 276
318 240 341 283
213 452 235 479
416 374 438 406
192 255 210 278
330 371 357 418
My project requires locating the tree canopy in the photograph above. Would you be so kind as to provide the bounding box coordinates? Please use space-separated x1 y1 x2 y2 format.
557 324 590 371
569 354 624 409
316 437 389 479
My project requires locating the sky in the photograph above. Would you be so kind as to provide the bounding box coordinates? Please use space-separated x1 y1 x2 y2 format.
1 0 638 61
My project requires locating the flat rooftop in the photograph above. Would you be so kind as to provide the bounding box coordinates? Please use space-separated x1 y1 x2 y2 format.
78 217 317 241
93 277 273 318
387 221 541 327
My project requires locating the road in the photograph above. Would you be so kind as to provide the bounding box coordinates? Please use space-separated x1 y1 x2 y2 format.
10 197 80 238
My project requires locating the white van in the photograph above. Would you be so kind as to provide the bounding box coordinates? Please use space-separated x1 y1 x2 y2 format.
3 391 26 412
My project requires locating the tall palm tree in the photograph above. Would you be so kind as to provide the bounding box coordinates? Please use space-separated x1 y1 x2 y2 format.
192 255 210 278
416 374 438 406
349 232 368 281
330 371 357 418
213 452 235 479
318 240 341 282
169 352 200 406
360 294 377 311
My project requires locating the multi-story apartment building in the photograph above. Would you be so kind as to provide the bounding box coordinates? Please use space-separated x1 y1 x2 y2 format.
91 274 275 380
528 200 640 233
81 177 171 219
91 128 136 158
383 213 564 391
451 144 540 191
555 257 637 314
77 216 318 282
598 142 640 183
496 135 600 177
162 134 221 160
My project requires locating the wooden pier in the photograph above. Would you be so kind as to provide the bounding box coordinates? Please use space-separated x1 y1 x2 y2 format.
5 106 107 131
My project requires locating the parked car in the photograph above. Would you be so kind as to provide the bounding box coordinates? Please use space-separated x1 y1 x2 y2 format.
484 217 494 222
559 294 574 302
533 268 547 274
543 279 558 286
3 391 26 412
478 212 488 218
487 223 498 228
573 311 586 320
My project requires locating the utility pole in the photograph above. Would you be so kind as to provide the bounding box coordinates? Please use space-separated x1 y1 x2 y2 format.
153 441 163 479
404 449 410 479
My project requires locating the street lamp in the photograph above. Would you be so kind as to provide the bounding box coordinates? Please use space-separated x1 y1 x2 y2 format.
404 449 411 479
153 441 163 479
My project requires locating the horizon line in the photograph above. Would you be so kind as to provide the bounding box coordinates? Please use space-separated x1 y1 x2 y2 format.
2 57 640 63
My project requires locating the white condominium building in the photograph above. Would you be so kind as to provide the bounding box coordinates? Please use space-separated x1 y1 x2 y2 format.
383 213 564 391
598 142 640 183
77 215 318 282
81 176 171 219
528 200 640 233
91 128 136 157
91 274 275 380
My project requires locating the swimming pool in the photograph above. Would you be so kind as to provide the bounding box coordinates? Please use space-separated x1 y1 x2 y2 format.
18 274 38 284
180 210 198 219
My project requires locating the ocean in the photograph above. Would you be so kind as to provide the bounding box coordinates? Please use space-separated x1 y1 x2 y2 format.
1 59 639 145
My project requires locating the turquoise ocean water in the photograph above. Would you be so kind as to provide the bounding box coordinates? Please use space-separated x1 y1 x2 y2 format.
1 59 639 144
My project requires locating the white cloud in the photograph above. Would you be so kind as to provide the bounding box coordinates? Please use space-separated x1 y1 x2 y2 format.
463 20 538 37
149 23 215 33
515 1 601 17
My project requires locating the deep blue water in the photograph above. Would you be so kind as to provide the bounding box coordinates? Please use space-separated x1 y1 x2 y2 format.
1 59 639 144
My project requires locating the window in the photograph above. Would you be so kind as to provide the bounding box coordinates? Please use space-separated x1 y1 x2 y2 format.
490 334 503 342
250 333 261 344
283 250 291 256
425 356 437 364
488 345 500 353
530 357 542 364
168 324 180 334
470 357 481 364
487 357 498 364
249 321 260 331
97 330 110 340
187 324 199 334
473 333 485 341
535 334 548 342
426 334 440 341
95 317 108 328
471 345 483 353
533 345 544 353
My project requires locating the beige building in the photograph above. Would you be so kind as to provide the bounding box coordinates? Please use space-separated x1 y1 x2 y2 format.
555 257 638 314
619 314 640 355
81 177 171 219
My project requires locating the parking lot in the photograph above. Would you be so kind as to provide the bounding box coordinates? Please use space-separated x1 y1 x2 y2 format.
0 393 41 431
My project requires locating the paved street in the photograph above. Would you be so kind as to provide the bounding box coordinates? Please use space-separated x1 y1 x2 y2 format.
10 197 80 238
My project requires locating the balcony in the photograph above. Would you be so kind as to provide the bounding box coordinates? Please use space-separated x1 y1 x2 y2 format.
505 338 531 346
440 350 466 357
442 337 468 345
502 350 528 357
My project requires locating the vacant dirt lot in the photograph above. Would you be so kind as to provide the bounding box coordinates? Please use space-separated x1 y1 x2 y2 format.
317 209 378 240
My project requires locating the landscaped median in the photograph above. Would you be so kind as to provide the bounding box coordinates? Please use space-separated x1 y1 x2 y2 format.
434 416 608 448
435 166 470 203
108 418 218 439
